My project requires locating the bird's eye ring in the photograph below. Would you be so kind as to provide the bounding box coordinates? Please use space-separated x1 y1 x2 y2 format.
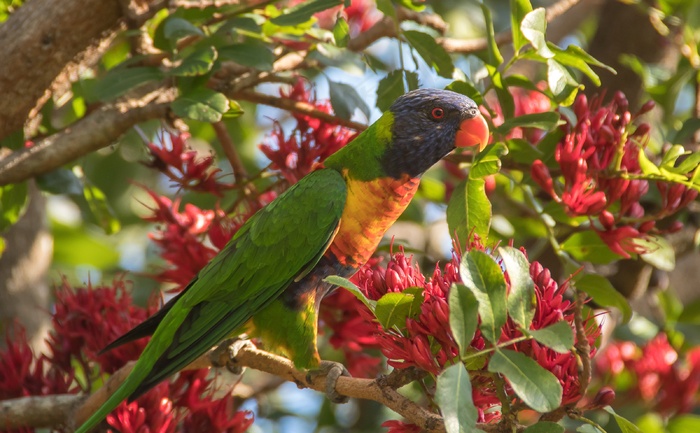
431 107 445 119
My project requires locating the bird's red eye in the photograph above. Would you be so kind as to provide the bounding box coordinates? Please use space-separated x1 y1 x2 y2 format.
431 107 445 119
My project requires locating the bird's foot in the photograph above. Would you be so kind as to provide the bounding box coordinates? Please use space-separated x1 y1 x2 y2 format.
306 360 351 404
210 337 255 374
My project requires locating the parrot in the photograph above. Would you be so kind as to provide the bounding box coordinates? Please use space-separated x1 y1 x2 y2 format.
74 88 489 433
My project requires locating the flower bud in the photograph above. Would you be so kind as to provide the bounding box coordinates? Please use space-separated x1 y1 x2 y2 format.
590 386 616 409
599 211 615 230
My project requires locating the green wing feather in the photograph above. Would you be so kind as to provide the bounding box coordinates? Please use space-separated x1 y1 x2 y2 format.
75 169 347 433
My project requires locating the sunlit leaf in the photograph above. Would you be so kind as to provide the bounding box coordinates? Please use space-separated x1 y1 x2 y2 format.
324 275 376 311
460 250 507 344
271 0 342 26
449 283 478 359
403 30 454 78
489 349 562 412
436 364 478 433
171 88 229 122
499 246 535 328
446 178 491 245
521 8 553 58
511 0 533 54
575 274 632 324
529 321 574 354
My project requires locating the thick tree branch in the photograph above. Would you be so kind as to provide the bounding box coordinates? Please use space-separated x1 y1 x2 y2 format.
0 92 174 186
0 394 84 430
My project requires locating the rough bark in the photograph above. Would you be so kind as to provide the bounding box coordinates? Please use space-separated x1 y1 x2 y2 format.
0 182 52 351
0 0 123 141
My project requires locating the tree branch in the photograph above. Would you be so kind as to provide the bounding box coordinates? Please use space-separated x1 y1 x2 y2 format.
438 0 583 54
233 90 367 131
0 91 174 186
0 394 83 430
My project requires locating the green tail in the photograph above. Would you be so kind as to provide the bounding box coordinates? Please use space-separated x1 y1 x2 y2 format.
74 361 151 433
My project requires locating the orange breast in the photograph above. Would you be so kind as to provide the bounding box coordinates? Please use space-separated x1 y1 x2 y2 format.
328 174 420 267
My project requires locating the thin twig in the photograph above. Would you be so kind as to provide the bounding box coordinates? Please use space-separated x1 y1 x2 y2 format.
212 121 248 181
574 290 592 396
233 90 367 131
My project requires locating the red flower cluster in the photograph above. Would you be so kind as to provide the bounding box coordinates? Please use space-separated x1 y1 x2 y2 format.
489 84 552 142
595 333 700 415
530 93 697 258
148 133 231 195
48 278 154 377
323 242 600 427
259 78 356 184
0 279 255 433
311 0 381 34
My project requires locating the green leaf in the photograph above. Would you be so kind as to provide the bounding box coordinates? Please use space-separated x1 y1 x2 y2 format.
670 150 700 175
0 182 28 232
218 41 275 71
638 235 675 271
436 364 478 433
460 250 507 344
481 4 504 66
507 138 544 165
670 118 700 144
575 274 632 324
83 184 120 235
547 59 578 95
668 415 700 433
375 292 417 329
560 231 624 264
521 8 553 58
511 0 533 54
604 407 643 433
446 177 491 245
403 30 454 78
333 16 350 47
489 67 515 118
270 0 342 26
324 275 376 311
170 46 217 77
529 321 574 354
163 17 204 44
445 81 484 106
395 0 425 11
494 112 560 135
376 70 418 111
375 0 397 21
171 88 229 122
36 168 83 195
328 80 370 121
524 422 565 433
93 67 165 102
638 148 660 175
488 349 562 413
499 246 535 329
52 221 120 269
550 44 614 86
449 283 478 359
471 142 508 178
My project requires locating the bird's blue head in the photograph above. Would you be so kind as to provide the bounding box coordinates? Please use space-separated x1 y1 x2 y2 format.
381 88 489 179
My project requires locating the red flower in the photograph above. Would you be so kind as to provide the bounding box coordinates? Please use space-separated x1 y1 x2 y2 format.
381 420 422 433
107 384 176 433
259 78 356 184
48 278 153 378
148 132 231 195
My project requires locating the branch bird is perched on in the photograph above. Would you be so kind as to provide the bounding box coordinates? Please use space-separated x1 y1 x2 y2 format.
74 88 489 433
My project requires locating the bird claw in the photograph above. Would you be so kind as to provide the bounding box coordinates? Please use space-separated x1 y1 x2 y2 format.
306 360 350 404
210 337 254 374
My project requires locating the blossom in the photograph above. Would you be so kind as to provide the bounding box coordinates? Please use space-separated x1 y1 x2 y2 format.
530 92 696 258
48 278 153 377
596 333 700 415
107 384 176 433
259 78 356 184
323 241 600 424
148 132 231 195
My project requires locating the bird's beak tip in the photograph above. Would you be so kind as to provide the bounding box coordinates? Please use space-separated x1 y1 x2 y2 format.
455 113 490 151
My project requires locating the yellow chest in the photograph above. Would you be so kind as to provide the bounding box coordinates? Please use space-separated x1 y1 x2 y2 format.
328 174 420 267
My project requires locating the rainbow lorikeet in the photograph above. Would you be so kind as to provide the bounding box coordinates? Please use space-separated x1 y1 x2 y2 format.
74 88 489 433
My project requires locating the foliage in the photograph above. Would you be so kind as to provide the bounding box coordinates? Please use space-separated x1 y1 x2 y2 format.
1 0 700 432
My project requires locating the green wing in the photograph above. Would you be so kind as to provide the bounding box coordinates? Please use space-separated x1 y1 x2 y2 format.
75 169 347 433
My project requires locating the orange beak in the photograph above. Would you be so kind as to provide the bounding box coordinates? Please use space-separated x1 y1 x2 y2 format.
455 112 490 151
